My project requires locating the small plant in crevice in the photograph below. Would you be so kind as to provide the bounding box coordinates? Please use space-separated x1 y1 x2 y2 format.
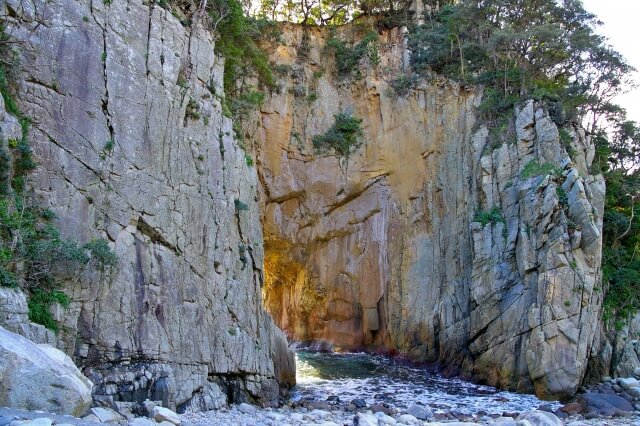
521 160 562 180
234 199 249 212
474 206 505 227
185 98 201 121
556 186 568 206
312 112 364 157
245 154 254 167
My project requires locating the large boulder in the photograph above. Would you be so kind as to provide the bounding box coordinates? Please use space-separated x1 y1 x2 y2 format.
578 392 634 417
0 326 93 416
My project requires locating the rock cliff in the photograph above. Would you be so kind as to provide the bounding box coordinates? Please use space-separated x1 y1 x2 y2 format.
255 24 605 399
1 0 294 411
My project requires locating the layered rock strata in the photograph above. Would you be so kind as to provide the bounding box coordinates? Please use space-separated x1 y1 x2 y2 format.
256 24 605 399
1 0 293 411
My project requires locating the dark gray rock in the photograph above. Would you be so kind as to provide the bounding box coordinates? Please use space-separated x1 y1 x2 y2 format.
579 392 634 417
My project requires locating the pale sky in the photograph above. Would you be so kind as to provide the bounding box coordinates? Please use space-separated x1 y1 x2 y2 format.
581 0 640 123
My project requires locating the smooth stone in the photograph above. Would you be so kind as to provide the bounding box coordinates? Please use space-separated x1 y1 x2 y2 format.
406 404 433 421
91 407 124 423
83 414 101 422
128 419 156 426
493 417 516 426
516 410 562 426
354 413 378 426
153 406 181 425
619 377 640 390
310 409 330 418
634 368 640 377
9 420 52 426
238 403 257 415
375 412 396 425
396 414 419 425
580 392 634 416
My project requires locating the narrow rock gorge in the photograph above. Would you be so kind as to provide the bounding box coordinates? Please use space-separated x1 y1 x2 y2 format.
1 0 294 412
0 0 622 413
254 24 605 399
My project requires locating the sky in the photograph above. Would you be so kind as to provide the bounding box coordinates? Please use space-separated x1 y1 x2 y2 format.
581 0 640 123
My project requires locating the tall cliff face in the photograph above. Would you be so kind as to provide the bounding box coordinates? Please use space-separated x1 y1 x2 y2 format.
2 0 294 411
255 24 605 399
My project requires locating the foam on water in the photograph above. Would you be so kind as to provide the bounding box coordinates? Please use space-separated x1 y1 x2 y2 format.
291 350 561 415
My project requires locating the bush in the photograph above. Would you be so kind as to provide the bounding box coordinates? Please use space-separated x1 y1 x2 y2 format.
520 160 561 180
326 30 379 78
312 112 364 156
474 206 505 227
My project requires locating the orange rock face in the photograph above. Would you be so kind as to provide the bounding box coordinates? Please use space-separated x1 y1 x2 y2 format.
253 23 605 399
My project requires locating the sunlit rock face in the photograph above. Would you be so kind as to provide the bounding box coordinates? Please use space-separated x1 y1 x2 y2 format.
2 0 294 411
255 23 605 399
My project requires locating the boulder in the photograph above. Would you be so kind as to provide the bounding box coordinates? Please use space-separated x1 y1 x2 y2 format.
152 407 181 425
90 407 125 423
618 377 640 390
578 392 634 417
406 404 433 421
354 413 378 426
0 327 92 416
515 411 562 426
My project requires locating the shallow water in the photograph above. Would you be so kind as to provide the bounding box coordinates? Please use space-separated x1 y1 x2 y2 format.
290 350 561 416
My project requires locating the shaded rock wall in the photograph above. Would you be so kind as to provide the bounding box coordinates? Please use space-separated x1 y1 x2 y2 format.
1 0 293 411
255 24 605 399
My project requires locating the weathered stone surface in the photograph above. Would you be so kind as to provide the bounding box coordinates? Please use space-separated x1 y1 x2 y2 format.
1 0 293 411
0 326 93 416
254 24 604 399
515 411 562 426
0 288 55 345
579 392 634 417
152 407 180 425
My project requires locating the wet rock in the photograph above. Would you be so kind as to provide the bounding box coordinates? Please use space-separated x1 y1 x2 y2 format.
352 399 367 409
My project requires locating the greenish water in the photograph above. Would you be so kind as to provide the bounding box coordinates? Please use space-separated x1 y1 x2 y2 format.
291 350 559 415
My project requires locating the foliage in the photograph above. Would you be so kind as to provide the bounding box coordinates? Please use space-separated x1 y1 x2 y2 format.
255 0 411 26
326 30 379 78
312 112 364 156
520 160 561 180
408 0 635 126
474 206 505 227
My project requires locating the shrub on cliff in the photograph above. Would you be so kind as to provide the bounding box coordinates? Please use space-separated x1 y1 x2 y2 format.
312 112 364 156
